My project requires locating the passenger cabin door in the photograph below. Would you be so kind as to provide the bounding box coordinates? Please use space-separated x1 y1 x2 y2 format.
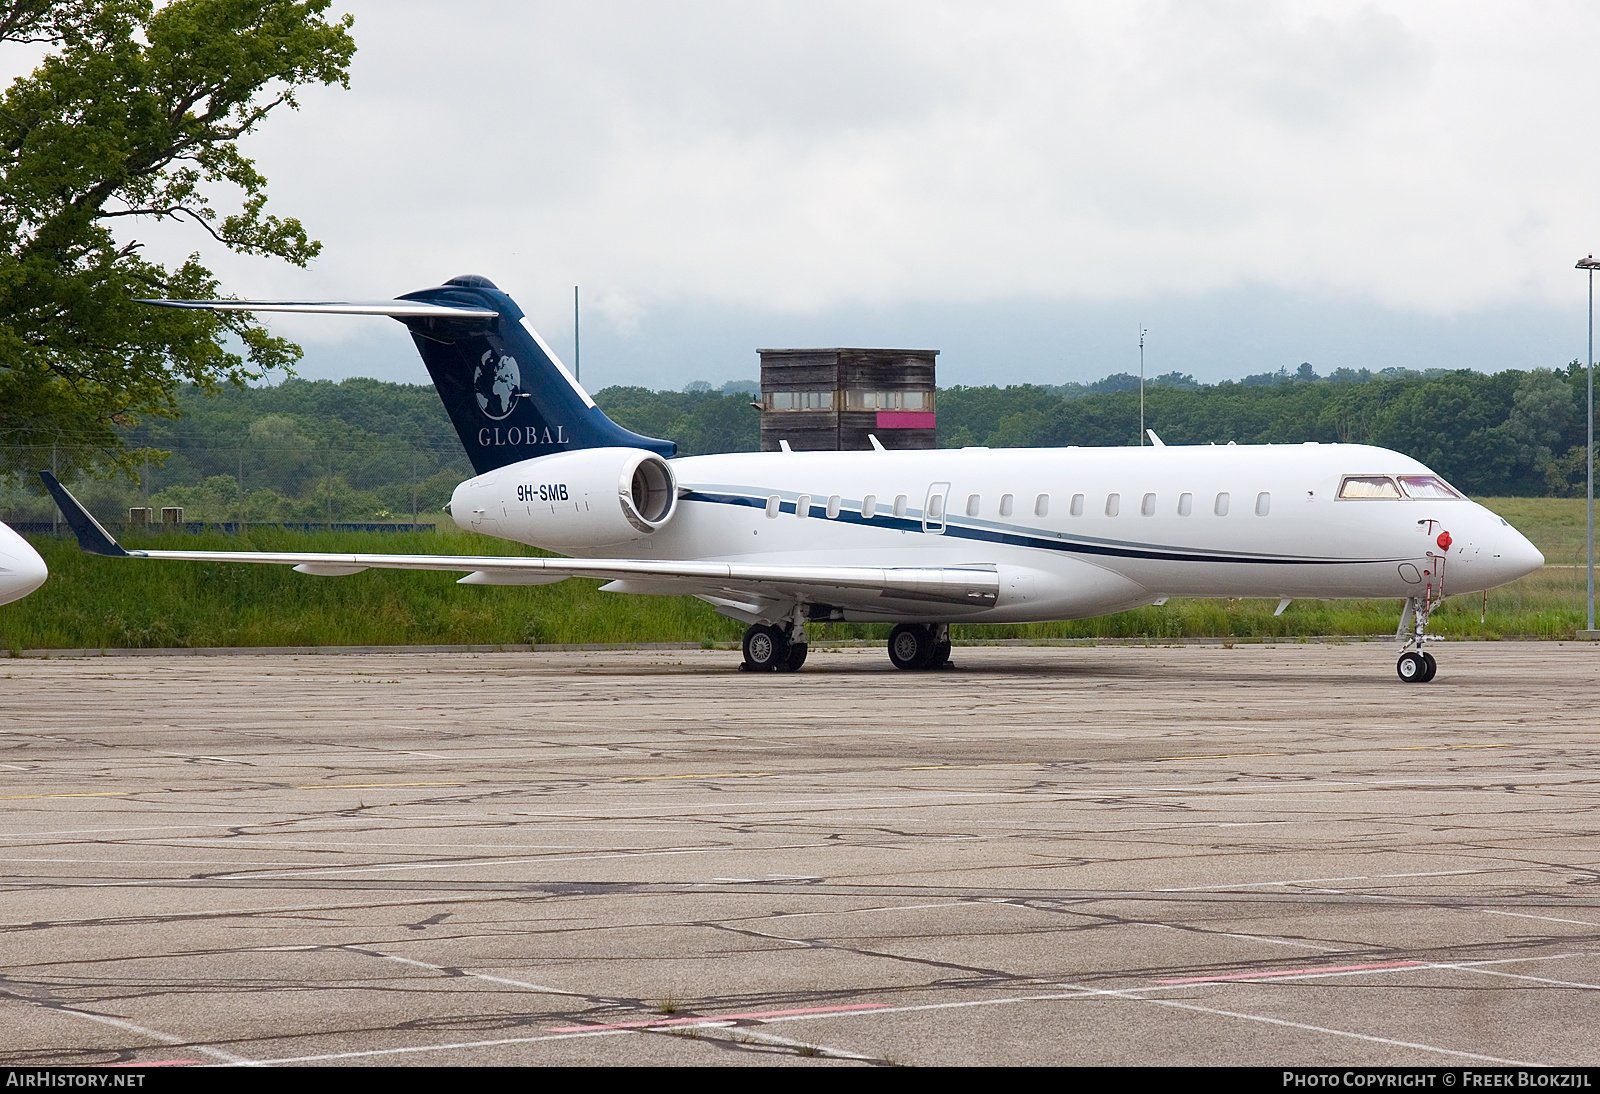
923 482 950 534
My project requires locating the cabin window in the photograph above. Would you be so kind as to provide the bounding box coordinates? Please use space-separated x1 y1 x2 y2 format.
862 494 877 519
927 494 944 520
1070 493 1084 517
765 495 780 518
796 493 811 518
1178 492 1193 516
966 494 981 517
1255 491 1271 516
1338 475 1402 499
1035 493 1049 517
1105 493 1120 517
1398 475 1462 500
766 391 833 411
1214 492 1230 516
826 494 841 519
1141 492 1156 517
999 493 1014 517
893 494 908 518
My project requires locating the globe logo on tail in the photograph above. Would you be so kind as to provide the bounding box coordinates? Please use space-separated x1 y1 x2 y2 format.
474 350 523 419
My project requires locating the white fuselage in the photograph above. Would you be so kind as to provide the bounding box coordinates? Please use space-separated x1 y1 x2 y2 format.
456 442 1545 624
0 521 47 606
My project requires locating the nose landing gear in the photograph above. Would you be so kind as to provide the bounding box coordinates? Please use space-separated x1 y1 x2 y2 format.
887 623 952 670
1397 649 1437 683
1395 595 1440 683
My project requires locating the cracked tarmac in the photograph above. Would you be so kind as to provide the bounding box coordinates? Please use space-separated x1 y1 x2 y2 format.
1 641 1598 1066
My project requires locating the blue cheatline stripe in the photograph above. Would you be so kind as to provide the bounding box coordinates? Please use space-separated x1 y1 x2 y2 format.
679 489 1407 568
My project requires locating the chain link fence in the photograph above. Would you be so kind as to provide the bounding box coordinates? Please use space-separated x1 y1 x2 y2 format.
1 439 474 532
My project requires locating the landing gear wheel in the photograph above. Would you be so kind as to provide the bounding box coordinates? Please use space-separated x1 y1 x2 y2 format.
1396 651 1429 683
780 641 808 672
1420 651 1437 682
888 624 935 670
742 624 789 672
932 640 952 668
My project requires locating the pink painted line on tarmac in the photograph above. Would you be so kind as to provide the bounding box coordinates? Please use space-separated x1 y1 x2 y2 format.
546 1002 888 1033
1156 960 1424 985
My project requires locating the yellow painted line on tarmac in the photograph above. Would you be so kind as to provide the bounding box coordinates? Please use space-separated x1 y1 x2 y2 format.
1386 744 1509 751
1161 753 1282 761
296 781 467 790
907 762 1040 771
0 791 129 800
613 772 772 782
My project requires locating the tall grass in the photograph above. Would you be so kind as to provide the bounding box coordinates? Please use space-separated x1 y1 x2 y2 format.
1 497 1590 650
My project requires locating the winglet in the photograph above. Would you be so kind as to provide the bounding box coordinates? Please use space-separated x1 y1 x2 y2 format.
37 472 128 557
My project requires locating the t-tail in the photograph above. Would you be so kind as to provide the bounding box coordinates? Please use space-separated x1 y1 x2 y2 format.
141 275 675 474
396 276 673 472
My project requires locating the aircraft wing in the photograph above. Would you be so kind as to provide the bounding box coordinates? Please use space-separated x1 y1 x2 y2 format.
39 473 999 609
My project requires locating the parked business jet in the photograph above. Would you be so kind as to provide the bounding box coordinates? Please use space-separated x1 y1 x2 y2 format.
41 276 1544 682
0 520 47 605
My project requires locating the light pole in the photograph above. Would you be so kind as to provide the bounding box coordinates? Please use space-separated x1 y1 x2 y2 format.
1577 256 1598 636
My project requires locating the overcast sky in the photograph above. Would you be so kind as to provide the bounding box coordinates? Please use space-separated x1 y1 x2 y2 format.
71 2 1600 387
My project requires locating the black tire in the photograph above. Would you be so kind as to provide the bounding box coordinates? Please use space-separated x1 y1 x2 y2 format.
1396 651 1428 683
779 642 808 672
742 624 789 671
1420 651 1437 682
888 624 934 670
932 639 952 668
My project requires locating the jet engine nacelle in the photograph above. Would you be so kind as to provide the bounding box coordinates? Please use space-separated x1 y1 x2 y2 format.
450 447 678 549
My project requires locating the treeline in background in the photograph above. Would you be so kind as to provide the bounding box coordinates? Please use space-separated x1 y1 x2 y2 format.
0 361 1591 525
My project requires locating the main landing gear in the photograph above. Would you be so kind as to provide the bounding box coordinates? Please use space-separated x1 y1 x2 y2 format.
739 616 953 673
1395 595 1439 683
887 623 952 671
740 622 808 672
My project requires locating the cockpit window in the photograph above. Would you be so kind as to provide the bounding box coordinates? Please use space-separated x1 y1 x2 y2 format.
1338 475 1402 499
1397 475 1462 500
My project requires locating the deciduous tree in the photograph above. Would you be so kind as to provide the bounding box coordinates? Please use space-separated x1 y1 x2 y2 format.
0 0 354 482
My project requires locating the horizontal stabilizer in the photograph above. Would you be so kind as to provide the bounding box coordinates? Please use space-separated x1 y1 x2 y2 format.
138 299 497 319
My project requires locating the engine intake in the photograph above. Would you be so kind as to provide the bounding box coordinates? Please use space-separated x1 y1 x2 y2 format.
451 447 679 549
626 455 674 529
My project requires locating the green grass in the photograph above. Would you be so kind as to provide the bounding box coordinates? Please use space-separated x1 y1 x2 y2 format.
0 527 747 651
1 496 1591 650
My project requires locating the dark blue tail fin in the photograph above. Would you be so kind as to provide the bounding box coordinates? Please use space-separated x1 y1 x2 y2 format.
397 275 674 474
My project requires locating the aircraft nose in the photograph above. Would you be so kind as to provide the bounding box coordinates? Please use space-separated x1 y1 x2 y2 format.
1484 522 1544 586
0 528 48 606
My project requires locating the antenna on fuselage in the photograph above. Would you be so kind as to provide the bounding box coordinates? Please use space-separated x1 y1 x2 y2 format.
1138 326 1148 446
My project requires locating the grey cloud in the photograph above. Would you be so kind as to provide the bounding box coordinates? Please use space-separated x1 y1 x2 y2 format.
1145 1 1431 130
103 1 1600 337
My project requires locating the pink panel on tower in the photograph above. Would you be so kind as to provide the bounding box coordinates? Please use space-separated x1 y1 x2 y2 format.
875 411 936 429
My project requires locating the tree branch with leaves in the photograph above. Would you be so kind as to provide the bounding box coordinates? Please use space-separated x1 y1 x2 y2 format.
0 0 355 483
